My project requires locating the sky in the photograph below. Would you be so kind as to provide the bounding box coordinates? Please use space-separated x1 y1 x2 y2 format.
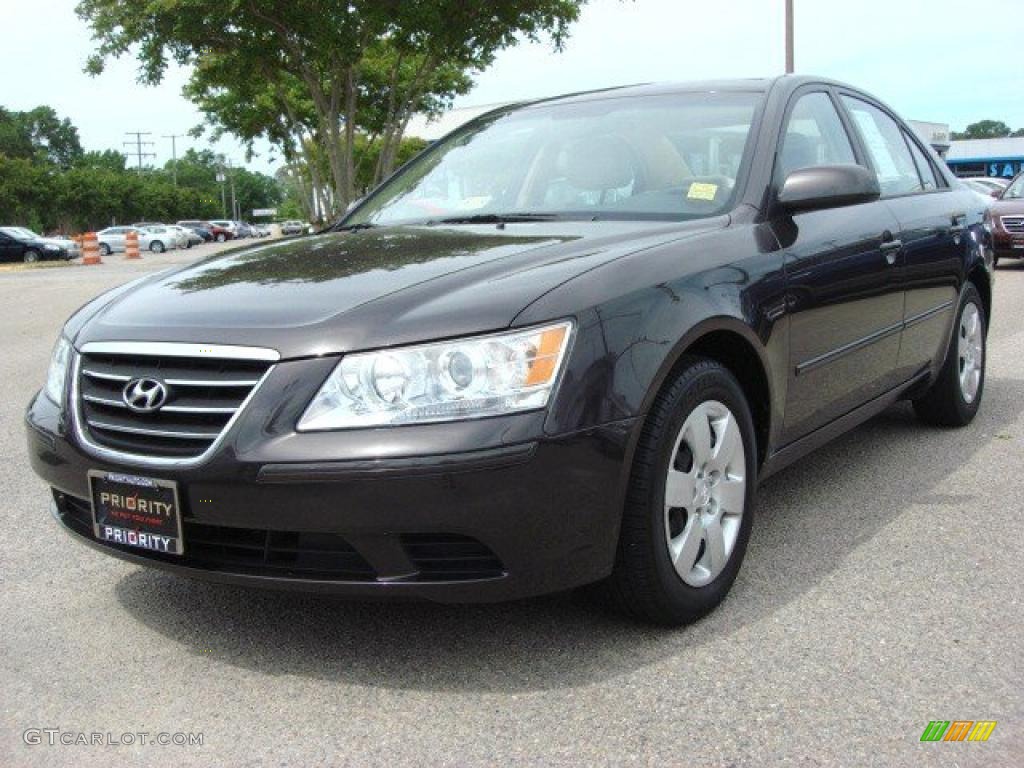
3 0 1023 177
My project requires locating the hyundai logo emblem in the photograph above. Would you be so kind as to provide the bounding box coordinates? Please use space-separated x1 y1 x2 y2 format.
122 378 169 413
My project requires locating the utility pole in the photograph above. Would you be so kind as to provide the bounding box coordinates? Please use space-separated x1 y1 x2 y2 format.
229 161 238 221
785 0 795 74
162 134 184 186
123 131 155 172
216 167 227 218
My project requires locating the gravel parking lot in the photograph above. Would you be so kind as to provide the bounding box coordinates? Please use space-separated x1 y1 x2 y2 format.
1 249 1021 767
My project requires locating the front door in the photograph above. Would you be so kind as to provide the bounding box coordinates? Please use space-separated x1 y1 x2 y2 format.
773 89 905 445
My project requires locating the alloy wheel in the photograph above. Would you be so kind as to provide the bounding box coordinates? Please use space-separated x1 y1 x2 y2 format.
958 302 983 403
664 400 747 587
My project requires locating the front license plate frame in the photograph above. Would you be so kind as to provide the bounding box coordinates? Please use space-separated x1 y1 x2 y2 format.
88 470 184 556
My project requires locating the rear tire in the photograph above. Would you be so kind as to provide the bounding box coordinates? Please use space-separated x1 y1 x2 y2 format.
216 233 226 243
597 356 757 626
150 241 165 253
913 283 986 427
99 243 111 257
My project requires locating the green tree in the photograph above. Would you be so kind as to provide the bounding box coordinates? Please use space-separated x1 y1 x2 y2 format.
952 120 1013 140
76 0 587 214
0 106 83 168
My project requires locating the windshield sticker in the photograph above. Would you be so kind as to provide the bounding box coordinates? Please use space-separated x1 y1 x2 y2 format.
687 182 718 201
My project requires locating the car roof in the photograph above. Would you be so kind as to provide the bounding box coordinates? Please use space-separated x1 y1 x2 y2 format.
483 75 871 120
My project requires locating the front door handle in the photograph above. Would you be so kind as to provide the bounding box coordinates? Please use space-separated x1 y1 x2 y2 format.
880 236 903 265
949 213 967 237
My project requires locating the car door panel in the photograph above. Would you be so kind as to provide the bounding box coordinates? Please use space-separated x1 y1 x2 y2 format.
777 202 904 444
885 190 963 381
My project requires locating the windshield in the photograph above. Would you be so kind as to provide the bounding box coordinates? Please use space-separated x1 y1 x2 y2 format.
348 92 762 227
1002 174 1024 199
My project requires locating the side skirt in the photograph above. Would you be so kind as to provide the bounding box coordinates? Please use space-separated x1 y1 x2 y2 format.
759 370 930 481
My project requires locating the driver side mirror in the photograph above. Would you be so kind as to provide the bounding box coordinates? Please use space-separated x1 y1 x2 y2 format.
777 164 880 213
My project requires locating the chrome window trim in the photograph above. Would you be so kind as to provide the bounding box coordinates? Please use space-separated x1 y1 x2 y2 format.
80 341 280 362
71 342 279 469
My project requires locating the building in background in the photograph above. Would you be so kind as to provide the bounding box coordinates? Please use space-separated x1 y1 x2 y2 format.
945 138 1024 179
908 120 951 158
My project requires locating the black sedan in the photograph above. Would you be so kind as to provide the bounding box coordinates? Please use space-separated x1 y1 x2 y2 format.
26 76 990 625
0 227 72 263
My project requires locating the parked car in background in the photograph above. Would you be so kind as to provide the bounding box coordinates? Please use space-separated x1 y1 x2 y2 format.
176 221 216 242
989 171 1024 266
254 224 272 237
208 220 238 241
96 226 175 255
136 226 178 253
962 180 997 207
234 221 254 238
168 225 201 249
280 220 306 235
0 226 73 262
3 227 79 259
27 77 992 626
964 177 1009 197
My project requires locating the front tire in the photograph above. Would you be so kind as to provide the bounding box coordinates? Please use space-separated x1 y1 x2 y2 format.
599 357 757 626
215 233 226 243
23 250 41 264
913 283 986 427
150 241 165 253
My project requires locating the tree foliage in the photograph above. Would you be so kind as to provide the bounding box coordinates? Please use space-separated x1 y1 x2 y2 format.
75 0 588 216
0 105 282 233
0 106 83 169
952 119 1024 140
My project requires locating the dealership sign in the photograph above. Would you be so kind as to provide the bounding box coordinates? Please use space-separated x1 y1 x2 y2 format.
252 208 278 216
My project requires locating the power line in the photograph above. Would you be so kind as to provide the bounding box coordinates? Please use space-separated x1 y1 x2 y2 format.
162 134 184 186
123 131 155 172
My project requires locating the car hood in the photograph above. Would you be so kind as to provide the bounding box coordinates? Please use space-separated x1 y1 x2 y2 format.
71 220 724 359
992 198 1024 216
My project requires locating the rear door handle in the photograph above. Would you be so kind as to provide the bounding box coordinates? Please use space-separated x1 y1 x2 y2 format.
949 213 967 236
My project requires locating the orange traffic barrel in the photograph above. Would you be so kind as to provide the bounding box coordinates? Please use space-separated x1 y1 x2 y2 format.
125 230 141 260
82 232 102 265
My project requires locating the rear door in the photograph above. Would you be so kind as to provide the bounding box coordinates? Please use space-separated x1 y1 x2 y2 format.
774 88 905 445
839 95 962 382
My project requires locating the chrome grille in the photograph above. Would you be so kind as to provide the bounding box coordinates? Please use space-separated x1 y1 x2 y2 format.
76 343 275 461
1002 216 1024 234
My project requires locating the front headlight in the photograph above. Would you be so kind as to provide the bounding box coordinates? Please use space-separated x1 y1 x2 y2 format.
298 321 574 430
45 336 72 407
44 244 60 252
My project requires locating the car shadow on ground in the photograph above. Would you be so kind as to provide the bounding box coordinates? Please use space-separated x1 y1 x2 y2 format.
114 376 1022 693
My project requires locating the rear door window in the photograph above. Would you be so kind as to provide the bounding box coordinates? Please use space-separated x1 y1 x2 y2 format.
840 96 923 197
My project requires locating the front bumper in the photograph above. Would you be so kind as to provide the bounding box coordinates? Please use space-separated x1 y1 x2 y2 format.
27 390 636 602
993 230 1024 258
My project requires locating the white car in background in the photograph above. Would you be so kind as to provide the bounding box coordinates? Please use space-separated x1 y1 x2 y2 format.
168 224 201 249
136 226 179 253
208 220 238 239
96 226 177 255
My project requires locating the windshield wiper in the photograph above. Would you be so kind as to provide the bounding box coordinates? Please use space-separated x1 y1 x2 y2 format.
428 213 562 226
332 221 377 232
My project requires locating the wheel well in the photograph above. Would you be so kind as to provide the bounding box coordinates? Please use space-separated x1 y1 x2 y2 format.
968 265 991 328
680 330 772 468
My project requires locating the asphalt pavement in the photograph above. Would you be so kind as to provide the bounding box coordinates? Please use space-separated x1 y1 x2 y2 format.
1 247 1021 767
